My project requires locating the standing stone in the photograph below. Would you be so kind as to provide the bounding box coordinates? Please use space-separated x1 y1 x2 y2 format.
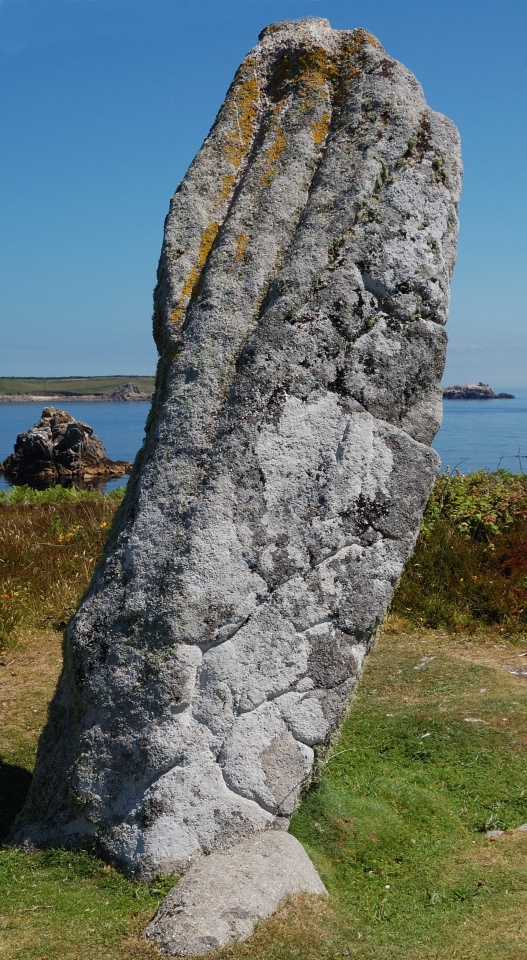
12 18 462 882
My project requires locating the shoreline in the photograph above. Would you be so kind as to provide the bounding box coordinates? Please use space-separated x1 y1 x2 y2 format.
0 394 151 403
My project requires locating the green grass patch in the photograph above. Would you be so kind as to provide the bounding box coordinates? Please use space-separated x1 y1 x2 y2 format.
1 474 527 958
0 483 126 507
0 376 155 396
281 628 527 960
0 848 173 960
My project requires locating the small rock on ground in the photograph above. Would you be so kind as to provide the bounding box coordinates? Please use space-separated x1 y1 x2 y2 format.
143 832 327 957
486 823 527 838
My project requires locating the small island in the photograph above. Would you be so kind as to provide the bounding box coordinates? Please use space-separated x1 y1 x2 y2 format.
443 383 515 400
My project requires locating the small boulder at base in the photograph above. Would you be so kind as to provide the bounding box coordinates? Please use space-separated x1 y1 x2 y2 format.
143 832 328 957
2 407 131 481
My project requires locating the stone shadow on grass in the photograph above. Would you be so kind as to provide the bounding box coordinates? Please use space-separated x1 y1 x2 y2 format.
0 758 32 841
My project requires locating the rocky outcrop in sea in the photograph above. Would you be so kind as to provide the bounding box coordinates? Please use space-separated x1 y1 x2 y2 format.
443 383 515 399
2 408 131 482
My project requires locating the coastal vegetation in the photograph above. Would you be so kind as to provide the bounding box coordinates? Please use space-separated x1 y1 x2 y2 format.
1 472 526 958
393 469 527 633
0 376 155 397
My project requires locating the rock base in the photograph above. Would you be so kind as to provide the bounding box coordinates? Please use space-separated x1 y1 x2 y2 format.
143 832 327 957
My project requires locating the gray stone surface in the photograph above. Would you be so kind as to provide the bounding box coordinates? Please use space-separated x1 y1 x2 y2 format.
144 832 327 956
12 18 462 879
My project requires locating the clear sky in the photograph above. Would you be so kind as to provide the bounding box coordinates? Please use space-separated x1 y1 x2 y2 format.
1 0 525 387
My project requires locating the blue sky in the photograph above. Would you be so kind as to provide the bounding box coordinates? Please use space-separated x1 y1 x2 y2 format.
0 0 525 387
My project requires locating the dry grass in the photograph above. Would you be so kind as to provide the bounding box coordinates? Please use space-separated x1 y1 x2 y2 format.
0 629 62 769
0 498 118 649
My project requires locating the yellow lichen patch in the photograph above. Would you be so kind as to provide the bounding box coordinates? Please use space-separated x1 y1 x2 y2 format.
235 232 249 261
269 46 336 110
297 46 338 95
261 168 275 189
220 173 236 200
223 58 260 169
312 111 330 146
261 128 287 187
353 27 380 48
341 28 380 60
270 33 378 114
267 129 287 164
170 221 219 324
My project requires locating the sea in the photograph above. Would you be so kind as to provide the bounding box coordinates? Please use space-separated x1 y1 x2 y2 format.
0 390 526 493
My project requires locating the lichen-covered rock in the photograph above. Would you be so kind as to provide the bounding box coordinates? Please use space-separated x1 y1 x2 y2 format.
12 18 462 879
143 833 327 956
2 407 131 481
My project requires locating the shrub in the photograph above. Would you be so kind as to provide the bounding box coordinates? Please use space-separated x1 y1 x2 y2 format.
393 471 527 633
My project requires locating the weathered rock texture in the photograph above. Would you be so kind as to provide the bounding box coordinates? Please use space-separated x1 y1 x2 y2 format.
144 833 327 956
12 19 462 880
2 408 131 482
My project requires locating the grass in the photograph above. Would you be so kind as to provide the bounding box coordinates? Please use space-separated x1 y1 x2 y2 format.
0 845 174 960
1 474 527 958
0 377 155 397
0 486 125 651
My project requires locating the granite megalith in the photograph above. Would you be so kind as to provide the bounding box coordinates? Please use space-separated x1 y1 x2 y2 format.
12 17 462 888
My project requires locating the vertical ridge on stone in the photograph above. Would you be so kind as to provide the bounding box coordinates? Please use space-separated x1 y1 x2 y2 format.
12 18 462 880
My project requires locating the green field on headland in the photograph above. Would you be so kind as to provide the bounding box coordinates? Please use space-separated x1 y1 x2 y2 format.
0 376 155 396
1 473 526 959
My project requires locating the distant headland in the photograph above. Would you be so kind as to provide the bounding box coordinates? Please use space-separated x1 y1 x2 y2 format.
443 383 515 400
0 376 154 402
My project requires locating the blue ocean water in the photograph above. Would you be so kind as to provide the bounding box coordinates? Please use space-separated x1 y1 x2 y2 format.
0 391 525 492
433 388 527 474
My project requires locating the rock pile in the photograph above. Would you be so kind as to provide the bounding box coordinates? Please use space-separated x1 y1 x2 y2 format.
12 16 462 929
2 408 131 482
